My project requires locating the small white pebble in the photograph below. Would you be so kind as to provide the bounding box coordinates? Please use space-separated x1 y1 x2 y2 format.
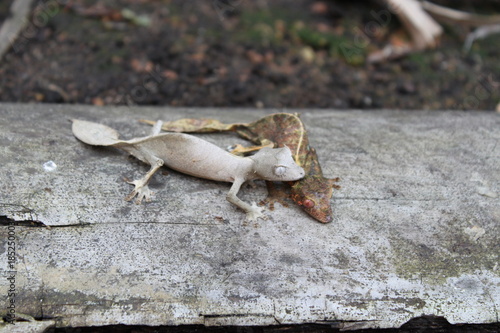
43 160 57 172
477 186 498 198
363 96 372 107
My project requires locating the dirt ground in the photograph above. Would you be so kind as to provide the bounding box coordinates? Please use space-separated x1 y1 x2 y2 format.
0 0 499 110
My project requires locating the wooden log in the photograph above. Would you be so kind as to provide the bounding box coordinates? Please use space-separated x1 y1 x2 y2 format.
0 104 499 330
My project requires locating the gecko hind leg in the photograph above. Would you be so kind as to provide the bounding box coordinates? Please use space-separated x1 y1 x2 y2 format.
125 159 164 204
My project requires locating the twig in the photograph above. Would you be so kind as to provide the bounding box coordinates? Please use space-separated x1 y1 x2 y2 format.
422 1 500 27
463 24 500 52
386 0 442 50
368 0 442 63
421 2 500 53
0 0 35 61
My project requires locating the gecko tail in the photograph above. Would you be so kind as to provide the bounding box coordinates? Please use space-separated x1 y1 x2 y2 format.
71 119 122 146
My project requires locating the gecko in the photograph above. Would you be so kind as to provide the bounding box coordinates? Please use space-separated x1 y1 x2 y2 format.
140 113 340 223
71 119 305 221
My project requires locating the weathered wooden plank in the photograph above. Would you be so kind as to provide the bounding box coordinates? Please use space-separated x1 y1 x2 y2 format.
0 103 499 330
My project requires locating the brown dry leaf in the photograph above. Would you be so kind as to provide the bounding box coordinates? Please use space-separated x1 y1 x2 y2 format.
389 28 412 47
246 50 264 64
140 118 245 133
264 51 274 63
269 62 296 76
92 97 105 106
197 76 219 85
111 56 123 64
130 58 153 73
56 32 68 42
310 2 329 15
70 3 121 20
215 66 228 77
34 93 44 101
316 23 331 33
239 71 250 83
162 70 179 80
189 53 205 62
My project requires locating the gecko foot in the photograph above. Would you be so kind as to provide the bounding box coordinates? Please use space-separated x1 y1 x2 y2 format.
245 203 267 222
125 178 154 204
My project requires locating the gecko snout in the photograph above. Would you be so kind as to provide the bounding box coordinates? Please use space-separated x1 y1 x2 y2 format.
285 165 305 180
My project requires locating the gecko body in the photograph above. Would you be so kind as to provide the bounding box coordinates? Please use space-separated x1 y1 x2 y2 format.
71 119 305 221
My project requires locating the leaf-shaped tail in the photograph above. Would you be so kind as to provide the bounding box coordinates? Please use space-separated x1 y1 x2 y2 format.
71 119 122 146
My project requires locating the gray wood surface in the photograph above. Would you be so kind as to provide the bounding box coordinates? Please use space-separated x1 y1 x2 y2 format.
0 103 499 330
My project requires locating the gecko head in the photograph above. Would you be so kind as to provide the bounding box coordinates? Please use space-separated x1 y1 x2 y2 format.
250 146 305 181
291 176 339 223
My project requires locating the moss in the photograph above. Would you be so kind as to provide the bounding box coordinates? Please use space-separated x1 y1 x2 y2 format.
390 231 499 284
240 8 303 28
233 9 296 46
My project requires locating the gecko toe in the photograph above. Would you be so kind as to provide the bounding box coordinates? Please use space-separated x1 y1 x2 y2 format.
245 202 267 221
125 183 154 204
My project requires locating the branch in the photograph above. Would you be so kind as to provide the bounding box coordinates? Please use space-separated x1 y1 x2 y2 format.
368 0 442 63
463 24 500 52
422 1 500 27
0 0 35 61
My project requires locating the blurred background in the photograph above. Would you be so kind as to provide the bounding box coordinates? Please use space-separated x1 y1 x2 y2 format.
0 0 499 110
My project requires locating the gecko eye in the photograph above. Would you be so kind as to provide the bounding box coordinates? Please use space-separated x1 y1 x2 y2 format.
303 199 315 209
273 165 287 176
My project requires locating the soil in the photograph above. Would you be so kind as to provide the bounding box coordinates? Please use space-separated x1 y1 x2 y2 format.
0 0 499 110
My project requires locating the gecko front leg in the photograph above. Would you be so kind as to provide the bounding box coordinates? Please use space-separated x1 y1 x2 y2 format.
125 158 164 204
226 178 265 221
